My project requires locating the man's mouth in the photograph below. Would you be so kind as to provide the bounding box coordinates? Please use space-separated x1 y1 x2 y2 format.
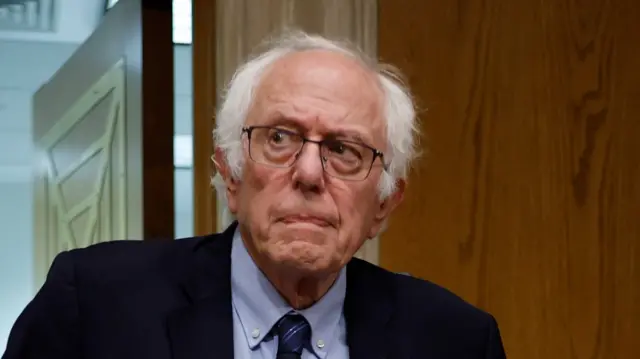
279 215 332 227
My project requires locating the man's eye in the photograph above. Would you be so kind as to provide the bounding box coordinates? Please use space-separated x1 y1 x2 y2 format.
328 142 346 154
327 140 361 159
271 132 282 142
269 130 288 143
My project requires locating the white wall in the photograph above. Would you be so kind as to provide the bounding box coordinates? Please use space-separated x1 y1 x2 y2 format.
0 39 78 351
0 41 194 350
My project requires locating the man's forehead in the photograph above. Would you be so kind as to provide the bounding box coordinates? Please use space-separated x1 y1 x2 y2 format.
260 50 377 89
255 50 382 112
249 50 386 143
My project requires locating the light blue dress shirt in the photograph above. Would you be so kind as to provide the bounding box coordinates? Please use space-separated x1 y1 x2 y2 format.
230 228 349 358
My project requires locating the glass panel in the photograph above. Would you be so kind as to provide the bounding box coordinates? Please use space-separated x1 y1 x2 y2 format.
106 0 120 10
174 135 193 238
107 0 192 44
173 0 192 44
173 40 193 238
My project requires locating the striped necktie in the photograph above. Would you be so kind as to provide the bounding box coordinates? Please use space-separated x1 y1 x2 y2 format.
275 313 311 359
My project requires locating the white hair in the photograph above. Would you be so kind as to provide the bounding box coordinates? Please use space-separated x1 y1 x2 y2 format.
212 30 420 212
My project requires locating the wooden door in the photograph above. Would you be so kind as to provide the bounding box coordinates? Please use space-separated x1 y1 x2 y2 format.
378 0 640 358
32 0 175 287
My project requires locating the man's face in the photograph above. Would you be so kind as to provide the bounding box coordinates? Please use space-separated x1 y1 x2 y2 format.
218 50 403 276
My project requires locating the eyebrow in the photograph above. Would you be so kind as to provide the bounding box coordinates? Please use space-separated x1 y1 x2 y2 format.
264 115 305 131
266 113 374 145
326 130 368 144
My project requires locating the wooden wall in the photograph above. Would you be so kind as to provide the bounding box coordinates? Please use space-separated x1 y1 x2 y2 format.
378 0 640 358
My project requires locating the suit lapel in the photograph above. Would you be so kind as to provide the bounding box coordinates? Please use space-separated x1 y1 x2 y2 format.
344 259 395 359
167 223 237 359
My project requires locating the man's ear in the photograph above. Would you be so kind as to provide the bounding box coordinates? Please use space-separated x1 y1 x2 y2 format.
213 147 239 212
368 179 405 239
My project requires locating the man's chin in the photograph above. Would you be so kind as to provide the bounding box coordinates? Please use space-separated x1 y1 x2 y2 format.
262 226 340 274
270 224 336 250
269 248 335 276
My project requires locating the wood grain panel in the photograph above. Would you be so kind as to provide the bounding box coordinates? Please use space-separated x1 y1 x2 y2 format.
378 0 640 358
192 0 217 236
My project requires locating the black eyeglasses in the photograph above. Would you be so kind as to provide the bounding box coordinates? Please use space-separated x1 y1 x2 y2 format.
242 126 387 181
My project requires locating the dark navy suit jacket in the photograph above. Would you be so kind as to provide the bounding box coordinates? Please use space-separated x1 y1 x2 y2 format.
3 223 507 359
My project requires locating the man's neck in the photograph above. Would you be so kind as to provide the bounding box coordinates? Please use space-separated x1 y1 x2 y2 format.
265 269 340 309
238 228 341 309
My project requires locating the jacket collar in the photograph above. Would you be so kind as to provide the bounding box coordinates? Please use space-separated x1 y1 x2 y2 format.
166 222 236 359
345 257 395 359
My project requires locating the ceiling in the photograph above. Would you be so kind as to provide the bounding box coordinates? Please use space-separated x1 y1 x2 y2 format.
0 0 191 44
0 0 103 43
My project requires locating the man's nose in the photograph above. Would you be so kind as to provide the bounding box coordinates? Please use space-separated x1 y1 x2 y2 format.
291 142 325 192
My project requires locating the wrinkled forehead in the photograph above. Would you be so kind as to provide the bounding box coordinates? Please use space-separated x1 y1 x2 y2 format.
250 50 386 144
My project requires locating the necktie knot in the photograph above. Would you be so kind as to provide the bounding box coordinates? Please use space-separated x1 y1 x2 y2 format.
275 313 311 357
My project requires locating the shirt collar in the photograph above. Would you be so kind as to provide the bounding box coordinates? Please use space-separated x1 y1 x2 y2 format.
230 227 346 357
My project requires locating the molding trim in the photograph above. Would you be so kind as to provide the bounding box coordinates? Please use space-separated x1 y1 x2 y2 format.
34 59 127 282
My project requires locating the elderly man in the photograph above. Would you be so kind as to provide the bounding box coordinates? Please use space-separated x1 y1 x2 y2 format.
4 32 506 359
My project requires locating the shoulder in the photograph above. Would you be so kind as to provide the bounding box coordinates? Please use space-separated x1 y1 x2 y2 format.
394 271 494 328
51 235 212 285
374 261 506 356
66 237 195 265
348 258 495 327
347 258 503 355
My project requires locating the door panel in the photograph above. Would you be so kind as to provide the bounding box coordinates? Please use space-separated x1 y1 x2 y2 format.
36 61 126 255
378 0 640 358
32 0 174 287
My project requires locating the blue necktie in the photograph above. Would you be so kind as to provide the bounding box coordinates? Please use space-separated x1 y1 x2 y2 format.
275 313 311 359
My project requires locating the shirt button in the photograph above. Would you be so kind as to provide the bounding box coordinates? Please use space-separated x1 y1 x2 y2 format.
251 328 260 338
317 339 325 349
